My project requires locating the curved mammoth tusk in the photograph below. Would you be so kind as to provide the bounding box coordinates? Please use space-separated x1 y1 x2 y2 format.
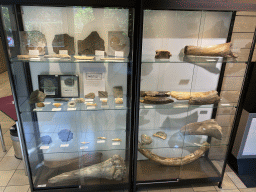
48 155 126 183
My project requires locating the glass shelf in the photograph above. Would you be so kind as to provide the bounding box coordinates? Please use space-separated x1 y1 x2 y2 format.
10 55 130 63
142 55 246 64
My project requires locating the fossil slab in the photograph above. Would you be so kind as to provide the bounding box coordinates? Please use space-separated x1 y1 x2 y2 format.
155 50 172 59
169 90 218 100
184 42 237 57
153 131 167 140
143 96 174 104
48 155 126 183
85 92 95 99
180 119 223 140
78 31 105 55
29 90 46 104
113 86 123 98
52 34 75 55
98 91 108 98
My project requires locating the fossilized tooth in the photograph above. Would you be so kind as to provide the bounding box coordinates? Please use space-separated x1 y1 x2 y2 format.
48 155 126 183
44 152 102 169
75 98 85 103
29 90 46 104
144 91 169 97
184 42 237 58
153 131 167 140
74 56 95 60
169 90 218 100
143 96 174 104
53 103 62 108
54 98 69 102
98 91 108 98
78 31 105 55
189 93 220 105
86 103 97 106
155 50 172 59
113 86 123 98
36 103 45 107
138 142 210 166
68 101 76 108
84 92 95 99
98 137 106 140
141 134 153 145
112 138 122 142
115 98 123 104
180 119 223 140
52 34 75 55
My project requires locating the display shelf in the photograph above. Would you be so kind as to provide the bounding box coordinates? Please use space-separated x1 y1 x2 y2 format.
19 96 128 113
10 55 130 63
142 55 246 64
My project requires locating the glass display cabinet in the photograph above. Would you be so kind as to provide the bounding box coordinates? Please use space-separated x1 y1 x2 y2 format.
0 1 256 192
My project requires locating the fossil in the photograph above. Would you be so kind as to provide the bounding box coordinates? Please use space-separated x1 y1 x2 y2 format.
184 42 237 57
53 103 62 108
17 55 39 59
112 138 122 142
36 103 45 107
68 101 76 108
180 119 223 140
85 92 95 99
54 98 69 102
44 54 71 59
74 56 95 60
98 91 108 98
113 86 123 98
169 90 218 100
75 98 85 103
29 90 46 104
143 96 174 104
98 137 106 140
48 155 126 183
189 93 220 105
52 34 75 55
153 131 167 140
86 103 97 106
115 98 123 104
141 134 153 145
142 91 169 97
155 50 172 59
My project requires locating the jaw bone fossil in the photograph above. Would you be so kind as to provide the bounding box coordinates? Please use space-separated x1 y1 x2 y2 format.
48 155 126 183
138 135 210 166
184 42 237 58
180 119 223 140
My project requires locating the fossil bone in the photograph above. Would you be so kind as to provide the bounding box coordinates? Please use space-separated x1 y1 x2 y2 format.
98 137 107 140
169 90 218 100
68 101 76 108
98 91 108 98
17 55 39 59
189 93 220 105
54 98 69 102
48 155 126 183
153 131 167 140
155 50 172 59
113 86 123 98
141 91 169 97
74 56 95 60
180 119 223 140
86 103 97 106
112 138 122 142
184 42 237 57
143 96 174 104
75 98 85 103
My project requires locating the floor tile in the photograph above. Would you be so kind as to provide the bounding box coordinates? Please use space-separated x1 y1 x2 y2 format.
148 189 170 192
226 172 247 189
193 186 216 191
17 161 25 170
27 187 30 192
216 188 240 192
5 147 14 157
8 169 29 186
240 189 256 192
2 135 12 146
0 145 11 158
0 128 9 135
0 170 15 186
0 187 4 192
171 188 194 192
0 156 21 171
218 174 238 190
4 185 29 192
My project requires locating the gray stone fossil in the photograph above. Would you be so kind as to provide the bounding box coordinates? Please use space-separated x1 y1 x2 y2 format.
98 91 108 98
48 155 126 183
180 119 223 140
29 90 46 104
52 34 75 55
142 96 174 104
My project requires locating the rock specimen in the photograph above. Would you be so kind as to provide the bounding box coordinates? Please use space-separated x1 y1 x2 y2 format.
29 90 46 104
75 98 85 103
52 34 75 55
155 50 172 59
36 103 45 107
180 119 223 140
153 131 167 140
78 31 105 55
98 91 108 98
115 98 123 104
141 134 153 145
189 92 220 105
142 91 169 97
68 101 76 108
53 103 61 108
113 86 123 98
40 135 52 145
143 96 174 104
74 56 95 60
20 31 47 55
54 98 69 102
85 92 95 99
58 129 73 142
48 155 126 183
184 42 237 57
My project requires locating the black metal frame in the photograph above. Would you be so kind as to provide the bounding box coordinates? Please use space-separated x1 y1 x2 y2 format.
0 1 256 192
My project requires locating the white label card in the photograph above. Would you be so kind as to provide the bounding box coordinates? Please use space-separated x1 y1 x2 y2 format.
97 140 105 143
100 98 108 101
112 142 121 146
144 105 154 109
115 105 124 108
37 184 46 188
33 108 43 111
40 146 49 150
59 50 68 55
87 106 96 110
95 50 105 56
115 51 124 57
43 102 51 105
29 50 39 56
52 108 61 111
80 146 88 150
60 144 69 147
67 108 76 111
102 105 109 108
86 73 102 80
85 99 94 102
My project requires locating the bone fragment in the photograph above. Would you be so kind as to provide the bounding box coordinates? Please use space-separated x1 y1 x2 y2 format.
143 96 174 104
184 42 237 57
74 56 95 60
36 103 45 107
85 92 95 99
48 155 126 183
18 55 39 59
112 138 122 142
115 98 123 104
141 91 169 97
98 137 107 140
53 103 62 108
169 90 218 100
86 103 97 106
75 98 85 103
153 131 167 140
180 119 223 140
189 93 220 105
54 98 69 102
155 50 172 59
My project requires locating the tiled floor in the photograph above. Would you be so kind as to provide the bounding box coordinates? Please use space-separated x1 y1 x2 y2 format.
0 71 256 192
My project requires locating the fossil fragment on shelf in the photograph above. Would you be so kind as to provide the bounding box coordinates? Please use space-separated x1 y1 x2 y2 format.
53 103 62 108
188 92 220 105
75 98 85 103
54 98 69 102
115 98 123 104
112 138 122 142
86 103 97 106
74 56 95 60
36 102 45 107
44 54 71 59
98 91 108 98
169 90 218 100
29 90 46 104
138 136 210 166
85 92 95 99
153 131 167 140
17 55 39 59
141 134 153 145
144 91 170 97
143 96 174 104
48 155 126 183
68 101 76 108
180 119 223 140
98 137 107 140
184 42 237 57
155 50 172 59
52 34 75 55
113 86 123 98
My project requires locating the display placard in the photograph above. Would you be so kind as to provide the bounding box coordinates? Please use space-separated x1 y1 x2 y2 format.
60 75 79 98
38 75 60 98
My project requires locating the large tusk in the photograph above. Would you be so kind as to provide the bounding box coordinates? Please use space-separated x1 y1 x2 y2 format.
48 155 126 183
169 90 218 100
184 42 237 57
180 119 223 140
